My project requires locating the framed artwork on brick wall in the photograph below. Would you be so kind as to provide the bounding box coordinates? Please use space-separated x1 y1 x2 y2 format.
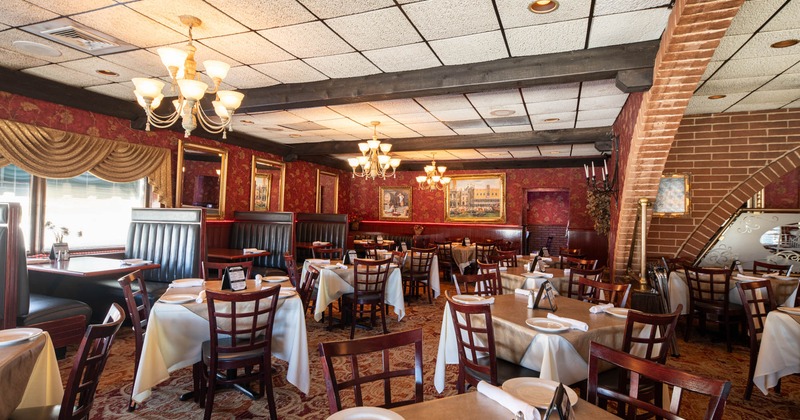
654 173 690 217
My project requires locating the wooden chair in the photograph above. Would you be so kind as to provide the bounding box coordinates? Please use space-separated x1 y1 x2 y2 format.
587 342 731 420
342 258 392 339
563 256 598 270
737 280 777 400
558 247 584 267
476 261 504 293
313 247 344 260
202 260 253 281
662 256 691 276
11 304 125 420
452 271 502 296
194 287 280 420
445 292 539 393
402 247 436 304
318 328 424 414
389 250 406 267
116 271 150 412
361 243 380 259
490 249 517 267
683 266 743 352
577 277 631 307
299 265 321 316
434 241 455 282
752 261 790 275
566 267 604 299
474 242 496 263
283 253 300 288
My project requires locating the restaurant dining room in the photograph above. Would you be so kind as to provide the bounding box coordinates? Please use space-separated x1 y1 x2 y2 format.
1 0 800 419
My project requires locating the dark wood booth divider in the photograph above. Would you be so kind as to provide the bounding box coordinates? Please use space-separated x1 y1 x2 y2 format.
354 221 524 252
295 213 348 261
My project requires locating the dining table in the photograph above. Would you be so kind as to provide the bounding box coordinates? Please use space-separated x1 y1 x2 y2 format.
668 270 799 315
207 247 271 261
752 308 800 395
451 243 475 273
0 331 63 418
500 266 568 295
26 256 160 277
434 293 632 392
131 278 310 403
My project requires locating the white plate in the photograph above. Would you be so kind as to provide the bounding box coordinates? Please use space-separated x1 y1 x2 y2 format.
502 378 578 409
326 406 404 420
451 295 494 305
278 290 297 299
525 317 570 333
263 276 289 283
159 294 197 304
324 265 346 270
121 258 147 265
170 278 204 287
605 307 630 318
0 328 43 346
777 306 800 315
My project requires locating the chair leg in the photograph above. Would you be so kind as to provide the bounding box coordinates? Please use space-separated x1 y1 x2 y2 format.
264 360 277 419
684 310 693 342
725 313 733 353
350 302 357 340
380 303 388 335
745 345 757 400
203 368 216 420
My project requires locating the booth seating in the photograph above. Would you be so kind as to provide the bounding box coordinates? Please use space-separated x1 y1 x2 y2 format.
229 211 294 276
1 202 91 349
296 213 347 262
30 208 205 322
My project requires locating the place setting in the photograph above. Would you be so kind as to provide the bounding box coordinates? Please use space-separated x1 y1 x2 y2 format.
0 328 43 347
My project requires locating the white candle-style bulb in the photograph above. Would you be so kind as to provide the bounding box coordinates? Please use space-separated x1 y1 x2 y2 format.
591 162 595 177
584 164 589 178
604 160 608 174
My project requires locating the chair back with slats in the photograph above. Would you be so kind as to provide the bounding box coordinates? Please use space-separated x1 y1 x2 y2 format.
203 260 253 281
117 271 149 410
408 247 436 276
684 266 733 309
435 241 454 262
588 342 731 420
738 280 776 341
206 287 280 362
314 247 344 260
284 253 299 288
390 251 406 267
299 265 320 315
752 261 790 275
567 267 604 299
362 243 380 259
318 328 424 414
452 271 502 296
490 250 517 267
563 256 598 270
445 293 498 391
624 306 682 363
578 277 631 307
474 242 496 263
354 257 392 300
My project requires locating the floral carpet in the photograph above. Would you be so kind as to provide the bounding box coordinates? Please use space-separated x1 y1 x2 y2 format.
55 282 799 419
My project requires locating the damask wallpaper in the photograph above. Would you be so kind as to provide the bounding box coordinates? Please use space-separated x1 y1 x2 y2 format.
765 167 800 209
527 191 570 226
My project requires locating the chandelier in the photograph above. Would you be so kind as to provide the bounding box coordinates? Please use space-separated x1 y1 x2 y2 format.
131 15 244 139
416 153 451 190
347 121 401 180
584 159 616 195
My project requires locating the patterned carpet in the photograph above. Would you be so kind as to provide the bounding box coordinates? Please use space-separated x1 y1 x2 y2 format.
54 282 799 419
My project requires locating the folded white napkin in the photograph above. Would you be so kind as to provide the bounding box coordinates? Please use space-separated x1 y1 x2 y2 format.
515 288 533 296
563 269 571 276
541 257 553 262
325 263 347 269
547 313 589 331
477 381 540 420
195 290 206 303
26 257 51 265
589 303 614 314
736 274 764 282
312 241 330 246
532 271 553 278
170 278 204 288
243 248 265 254
306 259 331 265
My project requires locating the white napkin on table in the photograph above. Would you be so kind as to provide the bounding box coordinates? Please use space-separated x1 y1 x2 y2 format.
736 274 765 282
170 278 204 288
589 303 614 314
541 257 553 262
306 259 331 265
325 263 347 269
515 288 533 296
195 290 206 303
547 313 589 331
477 381 540 420
532 271 553 278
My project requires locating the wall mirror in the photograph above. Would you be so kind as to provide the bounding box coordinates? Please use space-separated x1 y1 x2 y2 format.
316 170 339 213
176 140 228 219
251 156 285 211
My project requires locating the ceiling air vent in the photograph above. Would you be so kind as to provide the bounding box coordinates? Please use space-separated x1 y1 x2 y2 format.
21 18 135 55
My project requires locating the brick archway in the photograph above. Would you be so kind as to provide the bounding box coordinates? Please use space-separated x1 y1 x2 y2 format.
677 146 800 258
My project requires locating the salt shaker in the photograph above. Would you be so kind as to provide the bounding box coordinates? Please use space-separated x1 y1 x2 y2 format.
527 291 534 309
254 274 263 287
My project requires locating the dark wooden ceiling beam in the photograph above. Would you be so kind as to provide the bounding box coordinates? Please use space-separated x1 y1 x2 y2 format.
396 156 604 171
236 41 659 113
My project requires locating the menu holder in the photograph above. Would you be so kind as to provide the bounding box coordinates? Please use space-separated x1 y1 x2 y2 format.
529 256 540 273
50 243 69 261
541 247 550 257
532 280 558 312
544 383 575 419
464 237 471 246
221 265 247 291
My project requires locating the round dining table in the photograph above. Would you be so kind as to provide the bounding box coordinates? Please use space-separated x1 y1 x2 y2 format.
0 331 63 418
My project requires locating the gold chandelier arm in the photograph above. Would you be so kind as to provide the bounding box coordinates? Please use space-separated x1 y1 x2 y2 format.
195 105 229 134
143 107 181 129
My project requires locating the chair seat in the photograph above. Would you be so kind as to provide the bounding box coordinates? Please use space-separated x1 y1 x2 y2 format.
201 338 266 364
21 294 92 326
341 292 382 305
693 301 744 314
11 404 62 419
466 356 540 385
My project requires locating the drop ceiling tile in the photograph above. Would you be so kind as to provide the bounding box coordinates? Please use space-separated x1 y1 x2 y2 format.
532 121 574 130
701 60 724 80
318 118 371 132
526 99 578 114
420 129 456 137
479 150 513 159
593 0 671 16
429 108 481 121
738 88 800 105
696 76 772 95
732 30 800 60
260 22 353 58
581 79 622 97
72 6 185 48
576 119 616 128
493 125 531 133
530 111 576 124
760 73 800 91
205 0 316 30
713 55 798 79
579 94 629 110
496 0 591 29
305 130 360 141
127 0 248 39
298 0 394 19
509 149 542 158
783 99 800 109
328 103 381 118
85 82 136 101
23 64 108 87
485 116 531 127
247 111 306 124
220 66 277 89
577 108 620 121
430 31 508 65
684 92 749 115
467 90 523 108
199 33 293 65
326 7 421 50
589 8 671 48
402 0 499 41
391 112 439 124
570 143 602 156
709 34 751 61
763 0 800 31
476 104 528 119
0 47 49 69
304 52 381 78
148 41 243 73
725 0 785 36
0 0 58 26
786 61 800 75
370 99 427 115
416 94 472 111
522 83 580 103
279 121 331 131
251 60 328 83
445 120 488 130
0 29 90 63
727 101 794 113
24 0 115 15
60 57 140 83
538 145 572 156
506 19 588 57
363 43 441 73
447 149 485 159
404 121 450 132
101 50 166 77
289 107 343 121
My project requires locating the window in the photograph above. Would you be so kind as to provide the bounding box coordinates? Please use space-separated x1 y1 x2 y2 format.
0 165 32 250
44 173 146 249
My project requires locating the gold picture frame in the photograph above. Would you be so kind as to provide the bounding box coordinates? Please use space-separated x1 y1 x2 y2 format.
445 174 506 223
252 174 271 211
250 157 285 211
176 140 227 219
316 170 339 213
379 186 412 221
653 173 691 217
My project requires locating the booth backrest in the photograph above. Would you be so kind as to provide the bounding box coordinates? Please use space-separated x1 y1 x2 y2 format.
1 203 29 327
229 212 294 270
296 213 348 250
125 208 205 283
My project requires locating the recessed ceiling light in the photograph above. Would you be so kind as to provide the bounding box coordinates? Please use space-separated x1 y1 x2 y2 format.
490 109 515 117
263 127 283 131
95 69 118 76
544 117 560 122
11 40 61 57
529 0 558 14
289 134 302 138
239 120 254 124
708 95 727 100
549 151 561 154
770 39 799 49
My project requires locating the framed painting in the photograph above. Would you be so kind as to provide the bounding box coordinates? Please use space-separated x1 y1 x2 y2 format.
251 174 271 211
445 174 506 223
653 173 690 217
379 186 412 221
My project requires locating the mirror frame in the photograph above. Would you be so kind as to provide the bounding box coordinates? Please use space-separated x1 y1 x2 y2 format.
176 140 228 219
316 169 339 213
251 156 286 211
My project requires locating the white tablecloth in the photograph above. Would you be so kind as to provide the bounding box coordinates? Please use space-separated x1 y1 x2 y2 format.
11 332 63 412
668 271 799 315
132 284 310 402
753 310 800 394
451 245 475 274
302 261 407 322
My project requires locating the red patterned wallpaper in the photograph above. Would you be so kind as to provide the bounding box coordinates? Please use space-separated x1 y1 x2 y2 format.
527 191 570 226
765 167 800 209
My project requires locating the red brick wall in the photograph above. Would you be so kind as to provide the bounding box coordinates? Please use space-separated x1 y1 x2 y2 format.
648 109 800 257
